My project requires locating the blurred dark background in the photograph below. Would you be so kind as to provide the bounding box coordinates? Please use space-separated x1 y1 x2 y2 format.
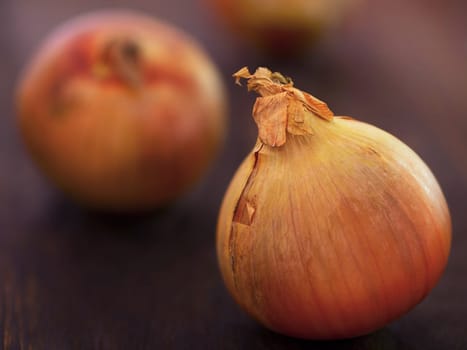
0 0 466 349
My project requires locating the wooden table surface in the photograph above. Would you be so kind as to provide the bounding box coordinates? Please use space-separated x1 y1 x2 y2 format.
1 0 466 349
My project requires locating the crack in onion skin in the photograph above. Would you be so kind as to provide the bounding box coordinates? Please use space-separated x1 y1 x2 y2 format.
217 67 451 339
16 10 227 211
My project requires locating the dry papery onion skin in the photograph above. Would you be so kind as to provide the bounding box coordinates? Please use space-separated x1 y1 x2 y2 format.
217 67 451 339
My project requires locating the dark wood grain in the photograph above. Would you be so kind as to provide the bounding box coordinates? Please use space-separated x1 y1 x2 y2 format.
1 0 466 349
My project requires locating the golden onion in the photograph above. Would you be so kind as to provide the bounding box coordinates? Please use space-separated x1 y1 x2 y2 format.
17 11 227 212
217 67 451 339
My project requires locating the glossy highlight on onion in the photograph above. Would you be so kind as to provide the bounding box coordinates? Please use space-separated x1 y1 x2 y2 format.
217 67 451 339
16 10 227 212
